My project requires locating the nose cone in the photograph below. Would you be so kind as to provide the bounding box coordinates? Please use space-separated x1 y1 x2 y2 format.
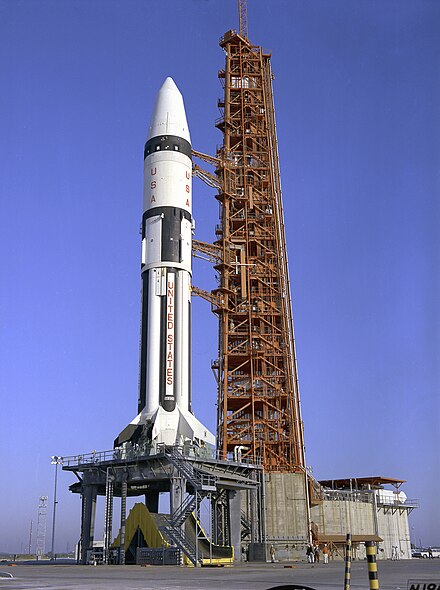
147 77 191 143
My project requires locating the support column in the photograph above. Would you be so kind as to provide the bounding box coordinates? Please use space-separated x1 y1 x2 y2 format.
119 478 128 565
228 490 242 562
259 469 266 543
212 490 228 546
103 469 114 565
250 486 258 543
195 491 199 566
170 477 185 565
170 478 185 516
145 491 159 513
80 484 97 565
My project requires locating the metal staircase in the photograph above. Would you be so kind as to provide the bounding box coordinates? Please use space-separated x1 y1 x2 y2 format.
160 515 198 565
158 447 217 565
169 493 199 529
166 447 217 492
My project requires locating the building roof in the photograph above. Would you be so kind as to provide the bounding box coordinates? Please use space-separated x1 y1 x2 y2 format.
319 476 406 490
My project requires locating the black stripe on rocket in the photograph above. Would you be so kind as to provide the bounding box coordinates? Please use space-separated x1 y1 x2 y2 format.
138 271 149 414
188 298 191 412
142 207 191 237
144 134 192 161
161 209 183 263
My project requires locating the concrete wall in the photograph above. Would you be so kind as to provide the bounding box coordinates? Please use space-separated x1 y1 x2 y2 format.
249 474 412 563
311 499 376 560
376 507 411 560
265 472 309 539
312 500 376 539
311 498 412 561
263 472 309 561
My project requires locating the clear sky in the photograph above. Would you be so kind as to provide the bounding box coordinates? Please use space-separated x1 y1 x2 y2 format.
1 0 439 553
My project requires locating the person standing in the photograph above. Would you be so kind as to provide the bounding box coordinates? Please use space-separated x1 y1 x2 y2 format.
270 544 276 563
322 543 329 564
306 544 314 563
314 545 320 563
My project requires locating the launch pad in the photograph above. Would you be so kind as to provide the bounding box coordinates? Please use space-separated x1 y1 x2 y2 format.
61 3 415 566
63 444 264 566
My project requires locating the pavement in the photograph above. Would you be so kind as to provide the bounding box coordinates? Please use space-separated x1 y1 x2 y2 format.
0 559 439 590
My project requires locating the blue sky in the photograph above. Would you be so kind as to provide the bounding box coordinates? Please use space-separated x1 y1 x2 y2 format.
0 0 439 553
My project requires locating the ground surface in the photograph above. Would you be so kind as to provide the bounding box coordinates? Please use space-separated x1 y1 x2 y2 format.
0 559 439 590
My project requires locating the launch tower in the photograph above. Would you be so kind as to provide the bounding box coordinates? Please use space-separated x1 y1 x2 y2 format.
212 30 305 473
192 5 312 553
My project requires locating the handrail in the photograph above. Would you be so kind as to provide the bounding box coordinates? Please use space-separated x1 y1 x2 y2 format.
62 443 262 469
159 521 198 566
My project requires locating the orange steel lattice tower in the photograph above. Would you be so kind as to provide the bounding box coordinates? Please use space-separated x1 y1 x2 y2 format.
209 28 306 473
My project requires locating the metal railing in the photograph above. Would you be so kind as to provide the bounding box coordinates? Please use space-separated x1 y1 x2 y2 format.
323 490 375 504
322 489 419 509
376 497 419 508
166 448 217 491
159 519 198 566
61 443 262 470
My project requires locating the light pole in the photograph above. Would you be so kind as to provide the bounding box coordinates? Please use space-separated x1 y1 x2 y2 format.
28 520 33 556
50 455 63 559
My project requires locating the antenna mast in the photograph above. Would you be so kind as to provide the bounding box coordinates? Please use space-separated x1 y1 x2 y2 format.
238 0 248 38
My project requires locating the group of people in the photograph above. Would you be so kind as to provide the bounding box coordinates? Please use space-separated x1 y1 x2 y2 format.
267 542 331 564
306 543 330 564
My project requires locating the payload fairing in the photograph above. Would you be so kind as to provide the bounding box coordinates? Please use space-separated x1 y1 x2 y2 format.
115 78 215 448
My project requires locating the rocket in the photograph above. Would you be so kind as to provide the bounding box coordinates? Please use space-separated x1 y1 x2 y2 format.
115 78 215 448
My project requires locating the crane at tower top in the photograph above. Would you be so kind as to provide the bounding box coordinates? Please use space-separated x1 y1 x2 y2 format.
238 0 248 38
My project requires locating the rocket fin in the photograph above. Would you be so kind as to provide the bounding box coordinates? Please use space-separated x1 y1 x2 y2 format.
178 410 216 446
115 406 215 448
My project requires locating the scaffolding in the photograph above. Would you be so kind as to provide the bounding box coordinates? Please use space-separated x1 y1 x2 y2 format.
198 29 306 473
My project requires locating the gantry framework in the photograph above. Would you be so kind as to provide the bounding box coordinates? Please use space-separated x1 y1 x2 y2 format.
194 29 306 473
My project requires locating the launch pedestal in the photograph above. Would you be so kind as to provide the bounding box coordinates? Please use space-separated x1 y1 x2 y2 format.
64 445 263 565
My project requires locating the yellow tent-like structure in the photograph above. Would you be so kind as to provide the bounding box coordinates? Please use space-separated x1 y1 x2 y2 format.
112 503 233 566
112 503 167 558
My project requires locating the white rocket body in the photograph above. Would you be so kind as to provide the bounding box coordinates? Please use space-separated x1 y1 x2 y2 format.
116 78 214 448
